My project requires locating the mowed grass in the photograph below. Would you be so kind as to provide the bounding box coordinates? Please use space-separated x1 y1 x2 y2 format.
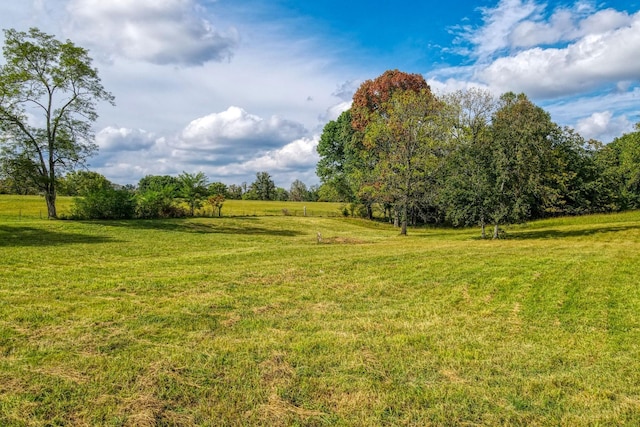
0 198 639 425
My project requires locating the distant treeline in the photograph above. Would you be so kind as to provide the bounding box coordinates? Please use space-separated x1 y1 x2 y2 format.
0 170 321 219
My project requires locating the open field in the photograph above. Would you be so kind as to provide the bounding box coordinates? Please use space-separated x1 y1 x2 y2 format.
1 196 639 425
0 195 347 220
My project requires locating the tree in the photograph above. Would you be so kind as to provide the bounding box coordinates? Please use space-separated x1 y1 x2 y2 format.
250 171 276 200
487 92 555 238
316 110 358 202
208 194 225 217
58 170 111 196
0 28 114 218
364 88 446 235
289 179 309 202
274 187 289 201
439 88 497 238
178 171 208 216
351 69 429 132
227 184 243 199
540 127 602 216
208 181 228 198
137 175 180 197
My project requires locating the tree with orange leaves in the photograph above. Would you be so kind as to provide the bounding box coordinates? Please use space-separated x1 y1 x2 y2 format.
351 69 429 132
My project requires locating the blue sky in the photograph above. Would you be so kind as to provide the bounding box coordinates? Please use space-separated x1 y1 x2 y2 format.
0 0 639 187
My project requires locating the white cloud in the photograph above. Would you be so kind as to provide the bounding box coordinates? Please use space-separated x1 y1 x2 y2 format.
461 0 542 60
65 0 238 65
427 78 493 97
319 101 351 124
96 127 158 152
178 106 307 152
574 111 633 142
213 136 320 182
242 136 320 171
476 11 640 98
508 6 633 48
510 9 574 47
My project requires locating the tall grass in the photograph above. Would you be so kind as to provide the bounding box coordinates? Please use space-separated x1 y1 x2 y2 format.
0 196 639 425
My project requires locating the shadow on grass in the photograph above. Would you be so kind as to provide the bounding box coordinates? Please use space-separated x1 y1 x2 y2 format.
93 217 305 237
0 225 117 247
508 224 640 240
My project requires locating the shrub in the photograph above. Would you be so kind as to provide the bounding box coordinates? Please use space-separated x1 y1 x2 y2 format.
71 187 136 219
135 189 186 219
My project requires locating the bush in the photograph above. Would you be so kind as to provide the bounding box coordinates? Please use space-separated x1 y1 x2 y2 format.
71 187 136 219
136 189 187 219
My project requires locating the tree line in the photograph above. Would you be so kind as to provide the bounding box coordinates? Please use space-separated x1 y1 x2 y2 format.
0 169 319 219
316 70 640 237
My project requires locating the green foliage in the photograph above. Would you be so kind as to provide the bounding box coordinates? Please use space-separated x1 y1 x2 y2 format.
178 171 208 216
365 88 447 234
136 186 185 219
58 170 112 196
227 183 244 199
0 27 114 218
208 181 228 197
70 187 135 219
289 179 309 201
594 124 640 210
316 110 358 202
250 171 276 200
273 187 289 201
137 175 180 197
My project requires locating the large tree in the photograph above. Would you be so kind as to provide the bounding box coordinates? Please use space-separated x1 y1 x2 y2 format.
0 28 114 218
316 110 357 202
365 88 446 234
593 123 640 210
440 88 497 238
487 92 556 238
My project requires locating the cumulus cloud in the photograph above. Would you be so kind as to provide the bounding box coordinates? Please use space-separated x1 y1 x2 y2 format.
65 0 238 65
177 106 307 152
476 10 640 98
213 136 320 178
242 136 319 171
574 111 633 142
96 127 158 152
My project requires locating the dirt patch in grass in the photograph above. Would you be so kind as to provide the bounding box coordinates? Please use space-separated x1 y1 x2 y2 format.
319 236 367 245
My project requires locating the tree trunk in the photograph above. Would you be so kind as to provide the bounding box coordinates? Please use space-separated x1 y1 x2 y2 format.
400 203 407 235
45 191 57 219
481 222 486 239
493 223 499 239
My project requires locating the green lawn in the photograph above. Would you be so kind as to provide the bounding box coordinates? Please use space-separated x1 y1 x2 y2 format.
0 197 639 425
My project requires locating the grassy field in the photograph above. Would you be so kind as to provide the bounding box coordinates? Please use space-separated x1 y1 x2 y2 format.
0 196 639 425
0 195 346 220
